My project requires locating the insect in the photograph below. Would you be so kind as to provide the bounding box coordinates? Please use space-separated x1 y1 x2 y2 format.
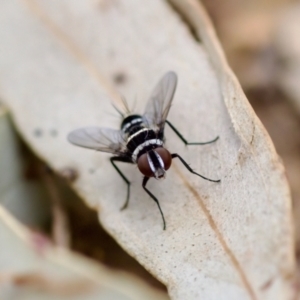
68 71 220 229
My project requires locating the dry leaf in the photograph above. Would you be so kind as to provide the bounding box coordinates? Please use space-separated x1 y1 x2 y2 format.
0 205 169 300
0 0 297 299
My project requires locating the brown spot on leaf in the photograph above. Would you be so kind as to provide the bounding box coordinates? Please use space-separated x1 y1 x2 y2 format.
260 277 273 291
33 128 43 137
113 72 127 85
59 167 79 182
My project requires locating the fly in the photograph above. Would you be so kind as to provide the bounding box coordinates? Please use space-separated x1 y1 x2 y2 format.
68 71 220 230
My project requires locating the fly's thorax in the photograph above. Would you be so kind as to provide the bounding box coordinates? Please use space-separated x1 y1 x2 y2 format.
121 114 144 134
127 128 158 156
137 147 172 179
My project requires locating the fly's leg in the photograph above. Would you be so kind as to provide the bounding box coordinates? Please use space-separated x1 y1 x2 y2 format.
110 157 133 210
142 177 166 230
165 120 219 145
171 153 220 182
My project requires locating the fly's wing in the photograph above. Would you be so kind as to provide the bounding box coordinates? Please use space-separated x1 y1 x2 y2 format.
143 71 177 132
67 127 126 155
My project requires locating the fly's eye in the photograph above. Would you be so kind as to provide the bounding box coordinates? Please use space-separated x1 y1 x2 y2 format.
137 153 154 177
137 147 172 178
155 147 172 170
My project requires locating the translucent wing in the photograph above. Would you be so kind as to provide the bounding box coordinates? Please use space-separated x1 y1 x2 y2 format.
143 71 177 130
67 127 125 155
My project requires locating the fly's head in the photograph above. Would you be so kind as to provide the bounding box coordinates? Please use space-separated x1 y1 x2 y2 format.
137 147 172 179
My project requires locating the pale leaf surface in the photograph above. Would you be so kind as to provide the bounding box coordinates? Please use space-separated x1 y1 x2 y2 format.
0 0 296 299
